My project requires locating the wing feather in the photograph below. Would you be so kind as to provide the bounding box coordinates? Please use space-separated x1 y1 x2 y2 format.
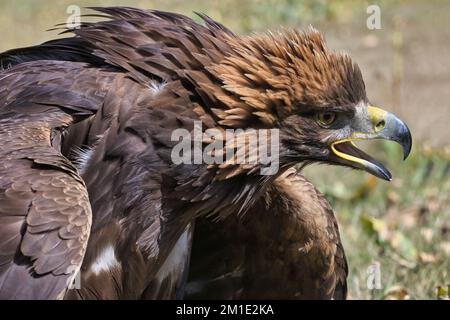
0 59 115 299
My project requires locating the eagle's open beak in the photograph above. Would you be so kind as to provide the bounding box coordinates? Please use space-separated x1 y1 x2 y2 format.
331 105 412 181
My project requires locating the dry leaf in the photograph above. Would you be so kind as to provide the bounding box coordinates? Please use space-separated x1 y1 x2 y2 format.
418 252 437 264
436 286 449 300
420 228 434 243
439 242 450 256
383 286 411 300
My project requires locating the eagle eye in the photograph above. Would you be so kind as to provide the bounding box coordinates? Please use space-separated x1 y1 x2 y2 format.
317 112 337 127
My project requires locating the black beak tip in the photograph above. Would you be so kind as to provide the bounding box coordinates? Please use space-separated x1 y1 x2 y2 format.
401 123 413 160
379 169 393 182
402 138 412 160
384 112 413 161
365 161 392 181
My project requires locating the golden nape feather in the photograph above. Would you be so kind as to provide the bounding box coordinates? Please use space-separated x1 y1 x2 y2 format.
207 28 366 127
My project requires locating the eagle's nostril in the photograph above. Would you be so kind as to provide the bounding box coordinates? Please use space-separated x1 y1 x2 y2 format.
375 119 386 131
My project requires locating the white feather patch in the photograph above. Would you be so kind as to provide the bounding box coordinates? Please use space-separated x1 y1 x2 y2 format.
72 146 96 174
155 224 192 282
90 245 120 276
147 81 166 96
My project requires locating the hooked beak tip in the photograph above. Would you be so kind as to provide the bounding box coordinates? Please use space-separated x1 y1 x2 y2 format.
382 112 413 161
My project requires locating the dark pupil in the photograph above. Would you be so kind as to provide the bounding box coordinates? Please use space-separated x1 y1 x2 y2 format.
323 113 332 122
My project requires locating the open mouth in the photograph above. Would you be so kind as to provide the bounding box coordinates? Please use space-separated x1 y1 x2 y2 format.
331 139 392 181
327 105 412 181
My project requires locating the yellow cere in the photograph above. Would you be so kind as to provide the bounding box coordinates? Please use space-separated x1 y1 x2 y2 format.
367 105 388 132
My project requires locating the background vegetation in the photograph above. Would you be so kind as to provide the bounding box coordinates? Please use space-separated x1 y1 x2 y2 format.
1 0 448 299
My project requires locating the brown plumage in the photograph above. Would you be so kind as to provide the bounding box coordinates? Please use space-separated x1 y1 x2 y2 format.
0 7 411 299
186 169 347 299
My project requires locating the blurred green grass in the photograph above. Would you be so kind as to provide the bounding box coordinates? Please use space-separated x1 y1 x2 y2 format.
0 0 397 50
304 142 450 299
1 0 448 300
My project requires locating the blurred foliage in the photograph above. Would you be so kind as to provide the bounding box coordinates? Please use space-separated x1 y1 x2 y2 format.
304 142 450 299
436 285 450 300
0 0 401 50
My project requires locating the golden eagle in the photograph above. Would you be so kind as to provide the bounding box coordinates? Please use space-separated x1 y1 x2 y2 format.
0 7 411 299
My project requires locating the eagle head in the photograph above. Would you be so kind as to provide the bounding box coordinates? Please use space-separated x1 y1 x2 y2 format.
207 27 412 180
